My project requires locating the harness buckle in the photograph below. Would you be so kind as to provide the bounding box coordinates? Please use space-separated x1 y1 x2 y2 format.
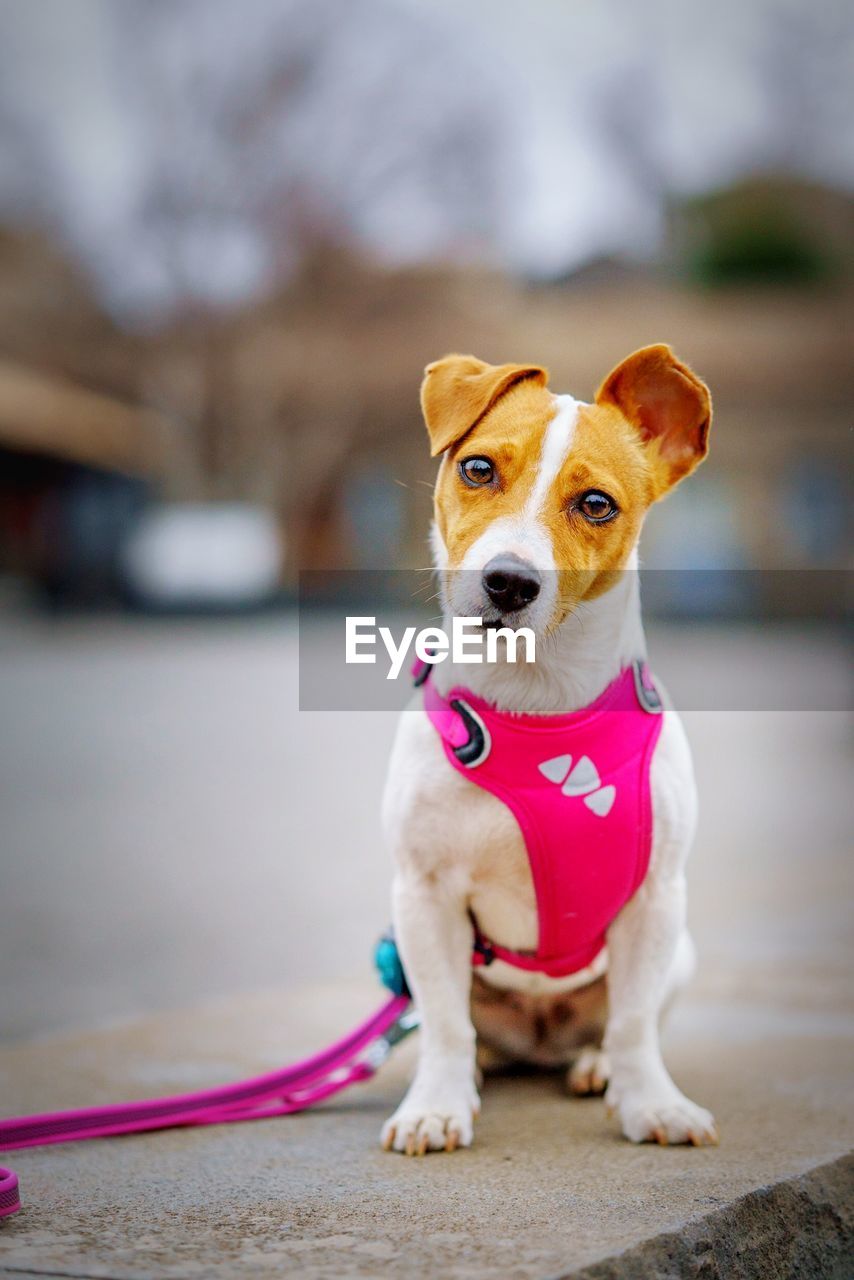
412 647 439 688
632 660 663 715
449 697 492 767
412 658 431 688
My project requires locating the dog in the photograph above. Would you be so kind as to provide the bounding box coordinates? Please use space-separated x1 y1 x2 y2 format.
379 346 717 1156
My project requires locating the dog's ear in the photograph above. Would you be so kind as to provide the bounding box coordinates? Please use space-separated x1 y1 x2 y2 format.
596 344 711 493
421 354 549 457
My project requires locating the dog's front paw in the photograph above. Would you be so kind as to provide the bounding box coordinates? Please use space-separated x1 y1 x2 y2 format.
381 1077 480 1155
567 1046 610 1096
607 1082 717 1146
610 1091 718 1146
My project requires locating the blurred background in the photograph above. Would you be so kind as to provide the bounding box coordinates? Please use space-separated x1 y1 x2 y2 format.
0 0 850 1044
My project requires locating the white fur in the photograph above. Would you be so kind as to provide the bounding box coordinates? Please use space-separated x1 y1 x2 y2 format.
523 393 581 517
568 1044 610 1095
434 547 645 716
380 393 716 1154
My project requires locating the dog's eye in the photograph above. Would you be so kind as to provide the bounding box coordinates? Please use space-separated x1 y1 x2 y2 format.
459 457 496 487
577 490 618 523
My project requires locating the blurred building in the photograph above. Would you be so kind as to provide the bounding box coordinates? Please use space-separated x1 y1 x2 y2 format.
0 1 850 613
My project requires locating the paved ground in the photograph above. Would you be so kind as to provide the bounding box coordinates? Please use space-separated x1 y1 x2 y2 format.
0 614 851 1277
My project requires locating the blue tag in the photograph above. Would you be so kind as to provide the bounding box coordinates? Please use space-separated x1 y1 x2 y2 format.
374 932 410 997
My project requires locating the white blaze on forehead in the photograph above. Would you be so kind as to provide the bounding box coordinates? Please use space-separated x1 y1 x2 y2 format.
524 393 580 519
458 393 583 579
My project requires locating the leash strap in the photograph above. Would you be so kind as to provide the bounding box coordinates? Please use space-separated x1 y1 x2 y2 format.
0 993 415 1218
0 1168 18 1219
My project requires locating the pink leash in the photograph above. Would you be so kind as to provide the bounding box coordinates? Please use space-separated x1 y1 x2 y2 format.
0 991 415 1219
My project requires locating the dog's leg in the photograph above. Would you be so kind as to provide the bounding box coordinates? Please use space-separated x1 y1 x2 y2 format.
660 926 696 1028
603 709 716 1147
568 931 693 1097
380 871 480 1155
604 875 716 1145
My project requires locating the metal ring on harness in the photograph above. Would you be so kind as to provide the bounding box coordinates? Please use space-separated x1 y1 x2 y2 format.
632 660 663 715
412 658 432 688
449 698 491 767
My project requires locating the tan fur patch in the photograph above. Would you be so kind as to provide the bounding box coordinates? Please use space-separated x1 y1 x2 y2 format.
434 378 557 563
471 971 608 1068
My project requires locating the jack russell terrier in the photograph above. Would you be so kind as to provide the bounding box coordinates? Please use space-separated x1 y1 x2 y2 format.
380 345 718 1155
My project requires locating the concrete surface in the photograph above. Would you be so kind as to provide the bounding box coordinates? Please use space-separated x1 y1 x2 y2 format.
0 614 852 1276
1 979 852 1278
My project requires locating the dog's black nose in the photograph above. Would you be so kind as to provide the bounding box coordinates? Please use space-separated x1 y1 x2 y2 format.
482 555 541 614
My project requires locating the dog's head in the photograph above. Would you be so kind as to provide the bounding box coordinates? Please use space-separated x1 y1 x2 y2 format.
423 345 711 634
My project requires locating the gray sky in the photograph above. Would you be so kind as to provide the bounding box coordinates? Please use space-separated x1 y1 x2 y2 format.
0 0 850 322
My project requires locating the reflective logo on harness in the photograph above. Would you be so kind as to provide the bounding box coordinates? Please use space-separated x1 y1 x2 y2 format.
537 753 617 817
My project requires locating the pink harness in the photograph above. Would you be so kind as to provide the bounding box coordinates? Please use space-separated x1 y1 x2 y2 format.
419 661 664 979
